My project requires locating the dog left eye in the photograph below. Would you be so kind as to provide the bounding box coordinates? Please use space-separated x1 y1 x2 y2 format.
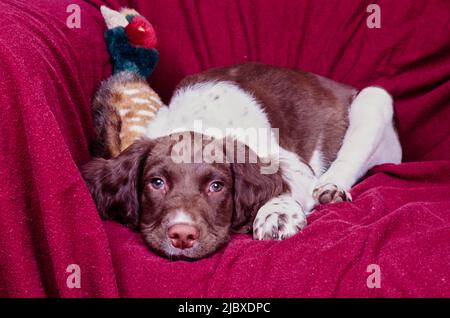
150 178 165 190
208 181 224 193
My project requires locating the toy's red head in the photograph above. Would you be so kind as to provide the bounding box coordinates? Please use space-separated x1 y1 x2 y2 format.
125 16 158 49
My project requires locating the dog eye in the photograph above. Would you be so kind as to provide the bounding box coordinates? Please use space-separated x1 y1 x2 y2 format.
208 181 224 193
150 178 165 190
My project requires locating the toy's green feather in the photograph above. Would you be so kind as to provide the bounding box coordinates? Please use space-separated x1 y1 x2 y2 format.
105 27 159 78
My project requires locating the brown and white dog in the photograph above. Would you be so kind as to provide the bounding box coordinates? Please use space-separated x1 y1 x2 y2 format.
82 63 402 260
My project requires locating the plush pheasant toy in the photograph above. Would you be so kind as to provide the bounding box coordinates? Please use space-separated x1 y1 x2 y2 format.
91 6 163 158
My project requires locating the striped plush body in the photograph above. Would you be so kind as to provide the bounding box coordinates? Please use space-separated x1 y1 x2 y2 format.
91 71 162 158
90 6 161 158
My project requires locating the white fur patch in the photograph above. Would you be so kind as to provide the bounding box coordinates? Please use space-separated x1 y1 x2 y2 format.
168 210 194 227
279 148 317 213
309 149 324 176
309 134 325 176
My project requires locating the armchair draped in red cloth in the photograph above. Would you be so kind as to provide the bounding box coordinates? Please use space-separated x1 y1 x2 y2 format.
0 0 449 297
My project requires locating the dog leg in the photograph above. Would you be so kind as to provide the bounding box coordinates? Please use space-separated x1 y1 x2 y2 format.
253 147 319 240
253 194 307 240
314 86 402 204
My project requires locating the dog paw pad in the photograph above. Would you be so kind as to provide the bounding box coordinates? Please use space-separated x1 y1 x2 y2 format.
313 183 352 204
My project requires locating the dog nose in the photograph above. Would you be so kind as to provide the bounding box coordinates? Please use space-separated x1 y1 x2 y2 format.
168 224 199 249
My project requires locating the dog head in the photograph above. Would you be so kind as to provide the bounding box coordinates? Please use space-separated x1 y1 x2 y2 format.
81 132 287 259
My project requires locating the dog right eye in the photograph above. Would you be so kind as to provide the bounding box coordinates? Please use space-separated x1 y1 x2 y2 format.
208 181 224 193
150 178 165 190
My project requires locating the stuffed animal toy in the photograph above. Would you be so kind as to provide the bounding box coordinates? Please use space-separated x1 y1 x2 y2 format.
90 6 163 158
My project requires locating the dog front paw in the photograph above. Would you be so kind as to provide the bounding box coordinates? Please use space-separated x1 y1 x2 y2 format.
313 183 352 205
253 195 307 240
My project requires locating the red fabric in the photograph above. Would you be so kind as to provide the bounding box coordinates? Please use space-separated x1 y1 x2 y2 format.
0 0 449 297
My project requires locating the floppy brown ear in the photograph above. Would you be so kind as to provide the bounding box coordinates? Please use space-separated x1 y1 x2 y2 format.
230 145 288 233
81 138 154 230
